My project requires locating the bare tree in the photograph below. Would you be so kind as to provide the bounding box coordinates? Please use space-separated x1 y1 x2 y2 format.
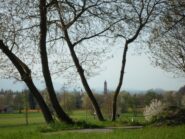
0 0 113 122
0 0 55 123
39 0 73 124
0 0 109 123
0 0 168 123
0 0 75 124
149 0 185 76
110 0 167 121
0 40 54 123
47 0 123 121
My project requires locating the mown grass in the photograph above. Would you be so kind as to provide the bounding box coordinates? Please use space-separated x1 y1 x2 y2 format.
0 110 145 127
0 112 44 127
44 126 185 139
0 111 185 139
0 124 185 139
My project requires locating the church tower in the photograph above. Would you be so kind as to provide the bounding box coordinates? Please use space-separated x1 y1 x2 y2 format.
104 80 108 95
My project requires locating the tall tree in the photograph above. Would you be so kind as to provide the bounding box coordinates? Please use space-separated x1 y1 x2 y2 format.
110 0 167 121
39 0 73 124
0 0 74 124
48 0 121 121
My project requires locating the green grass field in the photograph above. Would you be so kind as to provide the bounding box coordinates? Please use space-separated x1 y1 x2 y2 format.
0 111 185 139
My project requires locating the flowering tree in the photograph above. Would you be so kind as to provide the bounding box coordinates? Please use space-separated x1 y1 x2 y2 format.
144 99 165 121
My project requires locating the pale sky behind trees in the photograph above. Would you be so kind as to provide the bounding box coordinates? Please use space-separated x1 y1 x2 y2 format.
0 46 184 92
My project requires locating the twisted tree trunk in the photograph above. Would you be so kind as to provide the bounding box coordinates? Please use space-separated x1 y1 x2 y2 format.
0 40 54 124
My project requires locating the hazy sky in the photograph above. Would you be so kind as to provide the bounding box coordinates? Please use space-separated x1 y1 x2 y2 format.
88 47 185 91
0 45 184 92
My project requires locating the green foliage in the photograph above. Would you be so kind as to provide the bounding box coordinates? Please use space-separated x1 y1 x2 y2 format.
59 92 77 113
144 98 185 125
144 91 162 105
153 106 185 125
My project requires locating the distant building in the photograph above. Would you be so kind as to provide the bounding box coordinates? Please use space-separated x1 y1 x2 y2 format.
104 80 108 95
0 105 14 113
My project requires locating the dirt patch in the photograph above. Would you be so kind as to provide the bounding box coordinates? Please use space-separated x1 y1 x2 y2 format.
43 126 143 135
107 126 143 129
67 126 143 133
67 128 113 133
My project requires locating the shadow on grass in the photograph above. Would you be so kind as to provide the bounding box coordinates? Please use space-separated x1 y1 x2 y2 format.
40 120 103 133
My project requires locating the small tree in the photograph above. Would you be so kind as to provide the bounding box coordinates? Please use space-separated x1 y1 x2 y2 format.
59 92 76 113
28 90 37 109
14 93 24 113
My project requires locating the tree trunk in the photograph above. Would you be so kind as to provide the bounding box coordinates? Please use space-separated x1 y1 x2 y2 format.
0 40 54 124
112 42 128 121
25 79 54 123
39 0 73 124
67 43 104 121
53 0 104 121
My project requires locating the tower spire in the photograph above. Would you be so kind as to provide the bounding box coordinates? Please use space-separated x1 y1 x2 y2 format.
104 80 107 95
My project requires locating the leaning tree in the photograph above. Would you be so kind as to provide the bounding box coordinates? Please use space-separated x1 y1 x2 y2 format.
0 0 73 123
0 0 114 122
0 41 54 123
46 0 125 121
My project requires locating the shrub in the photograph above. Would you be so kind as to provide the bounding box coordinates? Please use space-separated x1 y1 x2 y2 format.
154 106 185 125
144 99 185 125
143 99 165 122
181 95 185 108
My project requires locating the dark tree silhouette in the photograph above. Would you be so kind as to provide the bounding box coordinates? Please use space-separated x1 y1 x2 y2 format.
0 40 54 123
110 0 167 121
39 0 73 124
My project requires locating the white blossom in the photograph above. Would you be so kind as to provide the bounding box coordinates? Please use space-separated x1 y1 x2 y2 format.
144 99 165 121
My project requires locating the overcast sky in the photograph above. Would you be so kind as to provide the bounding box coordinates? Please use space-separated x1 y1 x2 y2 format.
88 47 185 92
0 45 184 92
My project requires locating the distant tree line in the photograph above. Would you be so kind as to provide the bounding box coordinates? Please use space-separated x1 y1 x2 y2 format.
1 87 185 119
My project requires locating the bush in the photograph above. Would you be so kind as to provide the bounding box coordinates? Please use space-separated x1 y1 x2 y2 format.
144 99 165 122
154 106 185 125
144 99 185 125
181 95 185 108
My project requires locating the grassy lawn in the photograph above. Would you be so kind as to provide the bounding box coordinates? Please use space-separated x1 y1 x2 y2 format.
0 112 45 127
0 111 185 139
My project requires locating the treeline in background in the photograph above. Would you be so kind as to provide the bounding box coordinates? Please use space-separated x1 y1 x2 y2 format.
1 86 185 119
